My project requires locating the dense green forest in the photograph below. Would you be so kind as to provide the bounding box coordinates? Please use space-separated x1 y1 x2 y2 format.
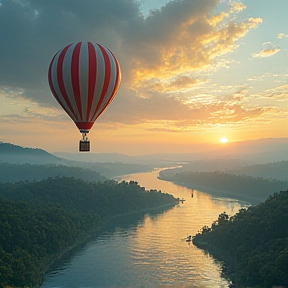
0 163 106 183
193 189 288 288
159 169 288 204
0 177 177 288
230 160 288 181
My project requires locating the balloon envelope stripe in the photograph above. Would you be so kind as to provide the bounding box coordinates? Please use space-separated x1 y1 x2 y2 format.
88 43 105 121
91 45 111 121
71 42 83 121
48 41 121 133
94 52 121 121
112 56 122 100
64 43 81 121
79 42 89 122
49 49 77 122
91 50 114 121
87 42 97 122
48 55 69 118
56 44 77 120
107 51 121 105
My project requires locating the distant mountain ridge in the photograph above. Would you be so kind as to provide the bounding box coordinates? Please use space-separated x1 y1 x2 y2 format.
54 151 139 164
1 138 288 179
0 142 51 156
206 138 288 163
0 142 154 178
0 142 63 164
55 137 288 164
230 160 288 181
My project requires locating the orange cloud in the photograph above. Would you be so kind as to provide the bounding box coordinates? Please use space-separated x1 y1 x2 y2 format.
252 47 281 58
133 76 205 95
278 33 288 39
207 11 228 26
97 88 268 132
126 3 263 95
230 2 246 13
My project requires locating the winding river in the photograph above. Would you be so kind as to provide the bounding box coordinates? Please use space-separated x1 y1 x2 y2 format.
41 168 249 288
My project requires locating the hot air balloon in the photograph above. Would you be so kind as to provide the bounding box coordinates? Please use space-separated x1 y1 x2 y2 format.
48 41 121 151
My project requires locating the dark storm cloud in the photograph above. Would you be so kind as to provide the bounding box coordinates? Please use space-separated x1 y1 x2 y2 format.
0 0 141 104
0 0 264 127
127 0 217 46
121 0 218 71
0 0 222 105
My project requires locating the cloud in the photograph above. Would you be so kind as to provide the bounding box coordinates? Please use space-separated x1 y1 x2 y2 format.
168 76 203 91
127 8 262 85
230 2 246 13
0 0 140 102
132 76 205 96
96 87 267 132
252 47 281 58
278 33 288 39
207 11 228 26
255 84 288 101
0 0 264 129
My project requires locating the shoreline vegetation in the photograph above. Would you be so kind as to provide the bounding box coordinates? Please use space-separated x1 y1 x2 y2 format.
0 177 178 288
44 201 176 282
158 169 288 205
2 164 288 288
158 177 255 205
192 190 288 287
157 169 288 287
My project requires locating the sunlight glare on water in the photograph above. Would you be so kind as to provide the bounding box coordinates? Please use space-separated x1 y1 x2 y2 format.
41 168 249 288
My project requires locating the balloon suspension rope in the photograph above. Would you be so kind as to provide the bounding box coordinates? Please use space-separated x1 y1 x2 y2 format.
81 132 89 142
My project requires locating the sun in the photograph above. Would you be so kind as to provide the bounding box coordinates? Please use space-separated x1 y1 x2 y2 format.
220 137 228 143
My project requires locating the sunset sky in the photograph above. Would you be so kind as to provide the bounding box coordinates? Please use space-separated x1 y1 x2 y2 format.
0 0 287 154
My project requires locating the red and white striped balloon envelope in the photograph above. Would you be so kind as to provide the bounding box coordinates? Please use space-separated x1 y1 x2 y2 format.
48 41 121 150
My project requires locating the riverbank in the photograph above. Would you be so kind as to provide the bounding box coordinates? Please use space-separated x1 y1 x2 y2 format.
158 169 288 206
41 201 177 288
40 168 249 288
158 176 264 205
0 177 178 288
192 189 288 288
192 238 238 288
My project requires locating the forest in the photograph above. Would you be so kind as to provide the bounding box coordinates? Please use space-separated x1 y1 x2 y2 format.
193 189 288 288
0 177 177 288
0 163 106 183
159 169 288 204
230 160 288 181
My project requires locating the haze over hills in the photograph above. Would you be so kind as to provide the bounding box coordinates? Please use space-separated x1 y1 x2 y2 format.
230 161 288 181
212 137 288 154
54 151 149 164
206 138 288 163
1 138 288 180
54 137 288 164
0 142 63 165
0 142 153 178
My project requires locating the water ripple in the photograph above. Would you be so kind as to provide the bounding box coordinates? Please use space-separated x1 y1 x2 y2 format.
41 169 248 288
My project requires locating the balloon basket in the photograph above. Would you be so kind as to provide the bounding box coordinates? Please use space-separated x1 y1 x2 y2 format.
79 140 90 152
79 131 90 152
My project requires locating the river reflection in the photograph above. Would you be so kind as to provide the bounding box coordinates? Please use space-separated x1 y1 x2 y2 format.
41 168 249 288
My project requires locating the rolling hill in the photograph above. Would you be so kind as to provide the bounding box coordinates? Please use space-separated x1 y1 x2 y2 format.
230 161 288 181
0 142 154 178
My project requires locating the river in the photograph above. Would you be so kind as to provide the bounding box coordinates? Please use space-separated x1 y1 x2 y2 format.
41 168 249 288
